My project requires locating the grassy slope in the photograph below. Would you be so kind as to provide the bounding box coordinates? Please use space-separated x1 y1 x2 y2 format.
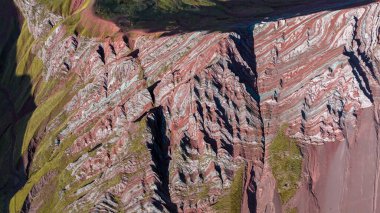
5 20 81 212
36 0 115 38
5 1 144 211
37 0 72 16
269 126 302 205
0 3 91 209
94 0 217 19
93 0 273 31
213 165 245 213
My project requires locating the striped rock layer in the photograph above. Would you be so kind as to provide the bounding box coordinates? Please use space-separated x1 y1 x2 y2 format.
1 0 380 212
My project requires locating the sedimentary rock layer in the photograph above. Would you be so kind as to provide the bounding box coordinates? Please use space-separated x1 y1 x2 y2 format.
0 0 379 212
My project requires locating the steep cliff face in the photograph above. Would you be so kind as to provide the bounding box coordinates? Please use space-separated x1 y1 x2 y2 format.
254 3 380 212
1 0 380 212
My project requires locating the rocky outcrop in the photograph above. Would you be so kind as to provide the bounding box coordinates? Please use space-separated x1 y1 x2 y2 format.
253 2 380 212
1 0 380 212
256 3 377 143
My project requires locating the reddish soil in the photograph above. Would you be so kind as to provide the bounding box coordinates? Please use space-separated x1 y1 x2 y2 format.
70 0 120 38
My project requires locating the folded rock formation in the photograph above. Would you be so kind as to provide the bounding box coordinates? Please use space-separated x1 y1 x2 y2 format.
0 0 379 212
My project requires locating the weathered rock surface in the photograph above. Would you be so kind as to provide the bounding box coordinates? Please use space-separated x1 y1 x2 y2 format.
1 0 380 212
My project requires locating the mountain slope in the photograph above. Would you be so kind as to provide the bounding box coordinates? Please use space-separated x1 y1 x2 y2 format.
1 0 380 212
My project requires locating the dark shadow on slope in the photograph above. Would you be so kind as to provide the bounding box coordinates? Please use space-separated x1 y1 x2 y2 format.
94 0 374 34
344 49 374 103
147 106 178 212
0 0 36 212
248 175 258 212
229 30 264 213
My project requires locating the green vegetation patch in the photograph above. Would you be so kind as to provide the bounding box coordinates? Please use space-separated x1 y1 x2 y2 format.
213 165 244 213
9 133 79 213
197 183 211 200
93 0 273 31
128 119 148 155
94 0 216 20
38 0 113 38
21 77 75 155
287 207 298 213
269 125 302 204
37 0 73 16
6 22 83 212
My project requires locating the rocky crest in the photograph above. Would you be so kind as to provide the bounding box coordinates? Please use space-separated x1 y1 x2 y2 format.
1 0 380 212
